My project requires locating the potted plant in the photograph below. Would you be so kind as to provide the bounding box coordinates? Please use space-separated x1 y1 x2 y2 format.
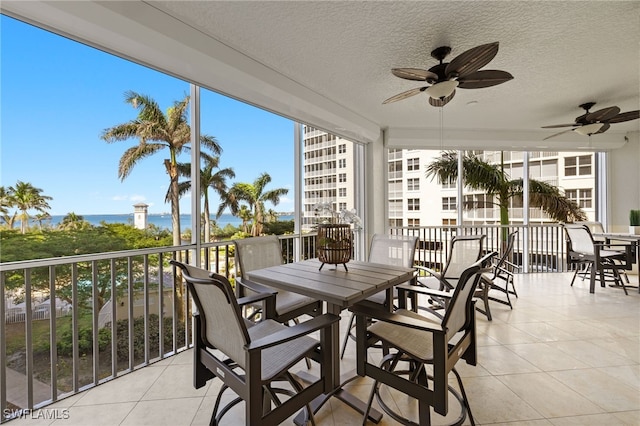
630 209 640 235
314 203 362 271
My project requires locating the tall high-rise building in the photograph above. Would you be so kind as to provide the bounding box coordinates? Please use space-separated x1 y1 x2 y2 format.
302 125 356 231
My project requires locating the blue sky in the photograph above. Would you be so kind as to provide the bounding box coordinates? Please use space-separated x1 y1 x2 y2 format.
1 15 295 215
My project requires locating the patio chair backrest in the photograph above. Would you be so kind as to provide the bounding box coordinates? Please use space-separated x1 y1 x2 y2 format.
564 224 595 255
235 235 284 277
494 230 518 271
173 261 250 368
443 251 496 341
442 235 485 280
368 234 418 268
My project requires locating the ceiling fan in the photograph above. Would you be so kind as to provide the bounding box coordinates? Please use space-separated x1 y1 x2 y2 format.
542 102 640 140
383 41 513 107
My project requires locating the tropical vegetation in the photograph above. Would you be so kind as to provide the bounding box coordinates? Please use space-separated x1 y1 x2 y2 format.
219 172 289 236
101 91 221 247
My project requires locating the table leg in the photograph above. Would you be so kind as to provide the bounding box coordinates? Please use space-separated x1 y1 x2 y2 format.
292 302 384 425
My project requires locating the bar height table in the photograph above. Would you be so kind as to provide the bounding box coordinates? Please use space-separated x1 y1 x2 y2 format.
247 258 415 424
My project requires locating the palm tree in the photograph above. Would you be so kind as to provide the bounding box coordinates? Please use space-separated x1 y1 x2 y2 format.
174 152 235 242
58 212 91 231
34 212 52 230
101 91 221 247
0 186 17 229
238 205 252 234
226 172 289 236
426 151 586 243
10 181 53 234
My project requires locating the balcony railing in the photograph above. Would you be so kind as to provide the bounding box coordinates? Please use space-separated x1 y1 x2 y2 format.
1 225 568 422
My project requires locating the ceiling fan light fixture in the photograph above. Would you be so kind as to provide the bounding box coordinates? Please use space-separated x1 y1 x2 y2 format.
574 123 604 136
426 80 459 99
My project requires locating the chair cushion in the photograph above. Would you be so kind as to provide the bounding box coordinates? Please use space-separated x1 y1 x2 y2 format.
368 309 441 363
247 319 318 381
274 290 318 315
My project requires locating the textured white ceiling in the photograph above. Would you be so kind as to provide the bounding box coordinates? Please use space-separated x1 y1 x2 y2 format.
149 0 640 136
3 1 639 148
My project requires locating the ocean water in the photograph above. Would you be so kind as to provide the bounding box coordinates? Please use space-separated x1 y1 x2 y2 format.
44 213 293 230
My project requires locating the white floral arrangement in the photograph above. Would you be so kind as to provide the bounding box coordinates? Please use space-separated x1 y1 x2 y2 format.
313 202 362 230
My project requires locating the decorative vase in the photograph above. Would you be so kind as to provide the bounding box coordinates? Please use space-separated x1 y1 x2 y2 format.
316 223 353 271
629 226 640 235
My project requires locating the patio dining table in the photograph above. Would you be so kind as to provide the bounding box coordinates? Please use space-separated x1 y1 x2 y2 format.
593 232 640 293
246 257 415 425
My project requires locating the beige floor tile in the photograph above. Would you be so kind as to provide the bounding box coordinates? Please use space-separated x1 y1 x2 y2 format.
589 337 640 364
52 402 136 425
476 345 541 375
121 397 202 425
141 364 209 400
503 342 590 371
596 364 640 391
549 368 640 412
497 372 604 418
612 410 640 425
74 365 166 406
464 375 543 424
549 412 635 425
510 321 579 342
482 323 541 345
546 339 636 368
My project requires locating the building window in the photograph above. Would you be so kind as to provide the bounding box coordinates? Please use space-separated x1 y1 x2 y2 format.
407 178 420 191
389 160 403 179
566 188 592 208
338 158 346 168
442 197 457 211
442 218 457 226
338 188 347 197
442 176 456 189
338 173 347 183
338 143 346 154
407 158 419 171
407 198 420 211
389 218 403 227
339 202 347 210
407 218 420 227
565 155 592 176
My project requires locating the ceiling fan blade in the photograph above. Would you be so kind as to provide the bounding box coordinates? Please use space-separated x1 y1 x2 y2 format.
445 42 499 79
543 128 576 140
594 123 611 134
428 89 456 107
607 110 640 123
457 70 514 89
392 68 438 82
541 123 579 129
382 87 427 104
585 106 621 123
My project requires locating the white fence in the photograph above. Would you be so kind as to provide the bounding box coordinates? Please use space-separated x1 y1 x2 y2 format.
5 306 71 324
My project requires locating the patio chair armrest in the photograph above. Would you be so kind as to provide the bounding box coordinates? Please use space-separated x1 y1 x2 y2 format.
502 260 520 271
236 291 275 307
349 303 444 333
396 283 453 299
246 314 340 351
236 277 278 295
415 265 439 278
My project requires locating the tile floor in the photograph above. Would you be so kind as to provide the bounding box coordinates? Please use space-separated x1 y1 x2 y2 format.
7 272 640 425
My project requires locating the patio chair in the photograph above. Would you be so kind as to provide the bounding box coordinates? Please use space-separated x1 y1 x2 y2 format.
350 252 497 426
339 233 419 358
476 230 520 321
575 221 630 284
563 223 632 295
234 236 323 324
416 235 485 317
170 260 339 426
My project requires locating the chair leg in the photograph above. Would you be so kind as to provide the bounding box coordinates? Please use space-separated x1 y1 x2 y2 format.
452 368 475 426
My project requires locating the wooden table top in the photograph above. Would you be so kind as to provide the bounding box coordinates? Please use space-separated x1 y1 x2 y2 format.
246 258 415 309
